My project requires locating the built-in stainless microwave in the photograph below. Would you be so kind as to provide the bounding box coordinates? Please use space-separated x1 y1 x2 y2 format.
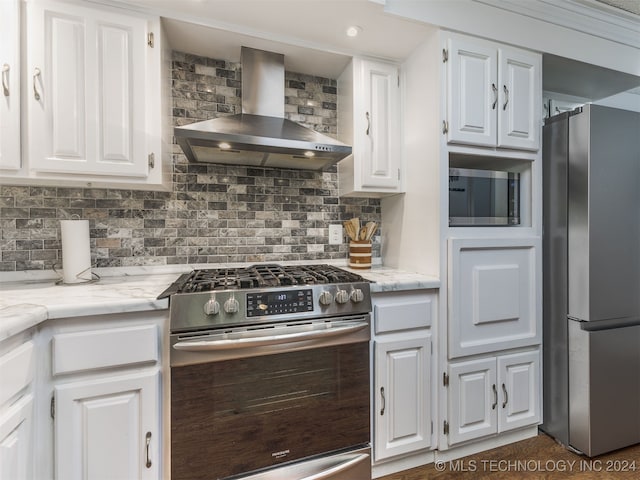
449 168 520 226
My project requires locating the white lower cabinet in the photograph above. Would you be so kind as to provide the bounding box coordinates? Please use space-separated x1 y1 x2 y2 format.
0 395 33 480
46 314 164 480
0 336 35 480
446 349 540 446
372 291 436 462
55 370 160 480
375 333 432 460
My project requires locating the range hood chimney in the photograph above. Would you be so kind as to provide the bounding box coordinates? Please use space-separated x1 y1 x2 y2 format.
174 47 352 170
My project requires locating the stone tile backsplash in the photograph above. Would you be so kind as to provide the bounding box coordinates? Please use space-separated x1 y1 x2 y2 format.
0 52 381 272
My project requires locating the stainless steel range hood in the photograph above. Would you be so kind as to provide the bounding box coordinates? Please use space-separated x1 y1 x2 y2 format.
174 47 352 170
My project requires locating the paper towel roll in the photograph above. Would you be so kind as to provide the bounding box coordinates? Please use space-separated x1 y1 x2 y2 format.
60 219 92 284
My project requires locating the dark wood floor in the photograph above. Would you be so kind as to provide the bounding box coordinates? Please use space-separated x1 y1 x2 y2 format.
379 432 640 479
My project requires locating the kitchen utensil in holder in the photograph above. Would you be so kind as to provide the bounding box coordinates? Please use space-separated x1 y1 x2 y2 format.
349 240 372 270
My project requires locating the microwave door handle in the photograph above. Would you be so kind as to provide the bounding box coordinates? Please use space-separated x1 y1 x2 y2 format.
173 321 368 351
299 453 370 480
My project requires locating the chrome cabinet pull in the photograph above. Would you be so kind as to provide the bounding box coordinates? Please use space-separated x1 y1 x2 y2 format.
145 432 152 468
491 83 498 110
33 68 41 101
2 64 9 96
491 384 497 410
503 85 509 110
502 383 508 408
380 387 386 416
365 111 370 136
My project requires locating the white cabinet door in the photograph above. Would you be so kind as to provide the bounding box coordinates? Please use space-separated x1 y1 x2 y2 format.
497 350 540 432
447 357 497 445
26 0 153 178
448 237 541 357
445 33 541 151
357 59 401 189
447 349 540 446
374 333 431 461
338 58 402 196
0 0 20 171
497 47 541 151
0 395 34 480
446 35 497 148
55 369 160 480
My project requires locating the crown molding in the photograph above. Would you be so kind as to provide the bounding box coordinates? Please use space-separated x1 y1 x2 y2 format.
475 0 639 48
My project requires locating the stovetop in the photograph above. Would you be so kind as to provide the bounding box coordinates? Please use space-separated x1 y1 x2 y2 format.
160 264 368 296
163 264 372 332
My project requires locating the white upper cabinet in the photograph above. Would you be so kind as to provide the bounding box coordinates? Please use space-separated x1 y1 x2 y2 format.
0 0 168 189
0 0 21 171
445 33 541 151
26 0 155 177
338 58 403 197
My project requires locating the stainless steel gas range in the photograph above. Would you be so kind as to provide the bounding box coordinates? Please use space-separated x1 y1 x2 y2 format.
159 264 373 480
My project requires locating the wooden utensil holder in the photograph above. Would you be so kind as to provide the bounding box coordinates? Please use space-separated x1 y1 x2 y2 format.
349 241 372 269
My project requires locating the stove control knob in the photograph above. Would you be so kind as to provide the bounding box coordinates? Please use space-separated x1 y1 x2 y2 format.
350 288 365 303
203 299 220 316
319 290 333 306
335 289 349 304
224 297 240 314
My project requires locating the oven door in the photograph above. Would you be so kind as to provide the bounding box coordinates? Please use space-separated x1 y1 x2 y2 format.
170 316 371 480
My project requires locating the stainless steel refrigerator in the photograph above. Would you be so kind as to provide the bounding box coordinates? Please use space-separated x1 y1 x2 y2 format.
541 104 640 456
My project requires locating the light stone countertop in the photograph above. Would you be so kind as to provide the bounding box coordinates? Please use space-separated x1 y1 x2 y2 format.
0 262 439 342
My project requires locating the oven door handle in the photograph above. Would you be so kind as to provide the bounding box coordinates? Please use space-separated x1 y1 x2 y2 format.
300 453 370 480
173 321 368 351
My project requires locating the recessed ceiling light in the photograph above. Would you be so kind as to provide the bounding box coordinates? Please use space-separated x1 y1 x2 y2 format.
346 26 362 38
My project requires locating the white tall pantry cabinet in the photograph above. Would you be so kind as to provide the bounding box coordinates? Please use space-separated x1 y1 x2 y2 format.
381 26 543 469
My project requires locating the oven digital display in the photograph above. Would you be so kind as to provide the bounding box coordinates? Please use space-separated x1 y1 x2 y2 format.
246 289 314 317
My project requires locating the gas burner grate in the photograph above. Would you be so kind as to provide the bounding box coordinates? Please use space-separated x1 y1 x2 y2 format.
175 264 366 293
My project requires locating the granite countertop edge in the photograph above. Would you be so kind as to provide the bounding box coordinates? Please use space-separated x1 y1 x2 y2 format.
0 262 440 342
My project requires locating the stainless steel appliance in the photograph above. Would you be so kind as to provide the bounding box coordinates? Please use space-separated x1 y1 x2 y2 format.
174 47 352 170
541 104 640 456
449 167 520 226
159 264 373 480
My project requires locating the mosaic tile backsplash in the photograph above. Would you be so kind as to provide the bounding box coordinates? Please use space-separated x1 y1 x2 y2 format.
0 52 381 272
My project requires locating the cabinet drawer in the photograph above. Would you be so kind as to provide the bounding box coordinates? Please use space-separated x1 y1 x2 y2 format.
0 341 35 406
52 324 158 375
374 297 434 333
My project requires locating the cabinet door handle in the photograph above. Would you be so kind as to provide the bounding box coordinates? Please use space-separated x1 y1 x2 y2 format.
502 383 508 408
503 85 509 111
491 83 498 110
365 111 371 136
2 64 9 96
145 431 152 468
380 387 386 416
33 68 41 101
492 384 497 410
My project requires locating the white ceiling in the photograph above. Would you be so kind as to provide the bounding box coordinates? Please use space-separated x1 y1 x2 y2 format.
116 0 434 78
102 0 640 98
